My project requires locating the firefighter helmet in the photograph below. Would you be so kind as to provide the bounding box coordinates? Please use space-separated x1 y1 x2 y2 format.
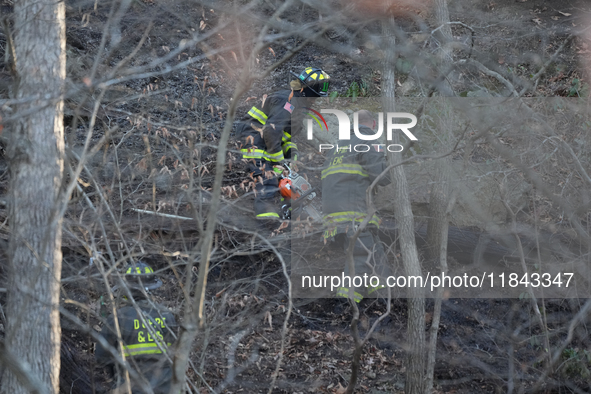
124 261 163 291
294 67 330 97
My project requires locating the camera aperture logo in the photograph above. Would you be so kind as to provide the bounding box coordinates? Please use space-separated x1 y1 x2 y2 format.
303 107 328 133
305 109 418 153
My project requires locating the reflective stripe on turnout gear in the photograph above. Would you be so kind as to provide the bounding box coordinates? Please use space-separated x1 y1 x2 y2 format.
323 211 380 228
336 287 363 303
122 342 171 357
256 212 280 219
240 148 285 162
282 142 297 155
321 163 368 180
248 106 268 125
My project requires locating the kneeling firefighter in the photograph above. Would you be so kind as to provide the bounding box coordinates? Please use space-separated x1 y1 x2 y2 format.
236 66 330 221
321 110 392 303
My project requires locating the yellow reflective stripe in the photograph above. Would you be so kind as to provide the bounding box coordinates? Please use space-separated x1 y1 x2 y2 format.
264 150 284 162
248 107 268 125
323 227 338 239
322 169 368 179
336 287 363 302
282 142 297 154
126 266 154 274
321 164 368 179
122 342 170 357
257 212 280 219
241 148 284 162
323 211 380 228
241 148 264 159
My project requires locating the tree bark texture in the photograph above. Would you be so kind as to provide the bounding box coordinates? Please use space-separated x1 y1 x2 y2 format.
434 0 452 61
381 15 426 394
426 157 452 261
1 0 65 392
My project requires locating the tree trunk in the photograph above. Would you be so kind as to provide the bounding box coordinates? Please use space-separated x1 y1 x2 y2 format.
1 0 66 392
434 0 452 61
381 15 426 394
433 0 454 96
426 157 452 262
425 2 454 391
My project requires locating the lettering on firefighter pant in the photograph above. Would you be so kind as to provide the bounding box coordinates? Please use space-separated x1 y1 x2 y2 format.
247 160 280 218
334 229 389 298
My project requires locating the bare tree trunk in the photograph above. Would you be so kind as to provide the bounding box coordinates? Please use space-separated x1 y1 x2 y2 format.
424 2 454 392
434 0 452 62
381 16 426 394
432 0 454 96
1 0 65 392
425 160 452 262
425 166 451 393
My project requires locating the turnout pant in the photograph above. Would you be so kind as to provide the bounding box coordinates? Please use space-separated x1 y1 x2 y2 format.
247 159 281 220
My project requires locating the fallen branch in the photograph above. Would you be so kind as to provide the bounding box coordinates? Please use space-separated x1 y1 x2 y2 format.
130 208 192 221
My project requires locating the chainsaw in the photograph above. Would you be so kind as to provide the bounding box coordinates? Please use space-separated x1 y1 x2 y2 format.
277 163 322 221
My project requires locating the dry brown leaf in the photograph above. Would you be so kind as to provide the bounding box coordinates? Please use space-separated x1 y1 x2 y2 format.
135 158 148 172
215 287 228 298
230 51 238 62
181 169 189 180
265 311 272 328
268 47 276 57
532 18 542 25
199 20 206 30
208 104 214 116
558 11 571 16
334 382 347 394
159 166 172 175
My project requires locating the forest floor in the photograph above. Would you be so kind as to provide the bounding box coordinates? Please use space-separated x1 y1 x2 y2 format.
2 0 591 392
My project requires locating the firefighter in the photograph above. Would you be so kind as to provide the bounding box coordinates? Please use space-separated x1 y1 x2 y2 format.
96 262 177 394
237 66 330 221
321 110 391 303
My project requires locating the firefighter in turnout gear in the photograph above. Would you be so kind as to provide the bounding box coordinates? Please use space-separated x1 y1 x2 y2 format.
322 110 392 303
237 66 330 220
95 262 178 394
